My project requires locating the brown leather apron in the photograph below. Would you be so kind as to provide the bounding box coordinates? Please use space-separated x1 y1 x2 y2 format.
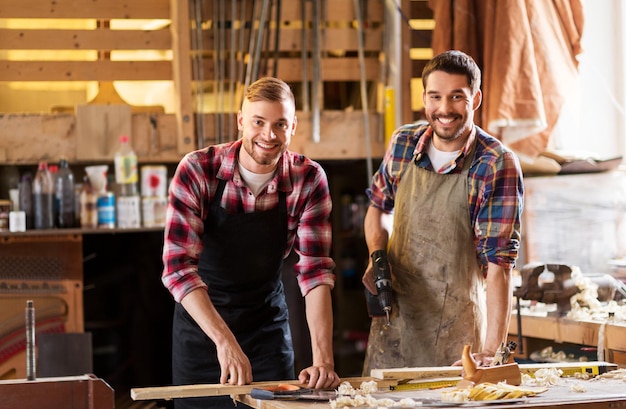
363 142 486 374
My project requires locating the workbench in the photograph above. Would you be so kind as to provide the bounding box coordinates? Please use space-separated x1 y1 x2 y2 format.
235 376 626 409
508 311 626 365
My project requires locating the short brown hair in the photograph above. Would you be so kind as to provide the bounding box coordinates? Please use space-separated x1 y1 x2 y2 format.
422 50 481 95
245 77 296 105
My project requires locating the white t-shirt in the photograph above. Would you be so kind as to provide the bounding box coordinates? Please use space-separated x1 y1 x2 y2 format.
238 163 274 197
427 141 460 172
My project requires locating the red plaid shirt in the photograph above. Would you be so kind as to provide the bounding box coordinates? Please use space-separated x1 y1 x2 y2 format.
162 139 336 303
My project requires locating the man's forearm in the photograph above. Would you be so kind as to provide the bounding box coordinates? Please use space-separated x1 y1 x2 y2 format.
181 288 238 348
304 285 335 367
483 262 512 354
364 205 390 254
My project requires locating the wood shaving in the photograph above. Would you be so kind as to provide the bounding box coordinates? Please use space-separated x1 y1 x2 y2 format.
570 382 587 392
521 367 563 387
330 381 419 408
336 380 379 396
595 368 626 380
441 388 470 403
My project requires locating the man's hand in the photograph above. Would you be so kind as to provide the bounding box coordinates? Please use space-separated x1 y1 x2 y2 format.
298 364 341 389
452 351 495 367
216 341 253 385
362 261 377 295
180 289 253 385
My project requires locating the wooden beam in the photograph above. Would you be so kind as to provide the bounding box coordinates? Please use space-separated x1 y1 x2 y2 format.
0 28 172 50
169 0 196 154
197 27 384 52
0 0 171 19
279 1 385 21
1 61 172 81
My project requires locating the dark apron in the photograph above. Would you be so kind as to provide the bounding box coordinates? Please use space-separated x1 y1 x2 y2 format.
172 179 294 409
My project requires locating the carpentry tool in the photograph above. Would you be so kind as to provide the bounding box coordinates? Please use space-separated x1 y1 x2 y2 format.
461 345 522 386
367 250 393 326
249 384 336 401
514 263 581 316
490 341 517 367
512 262 623 354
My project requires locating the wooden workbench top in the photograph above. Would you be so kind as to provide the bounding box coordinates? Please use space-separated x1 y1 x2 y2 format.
236 377 626 409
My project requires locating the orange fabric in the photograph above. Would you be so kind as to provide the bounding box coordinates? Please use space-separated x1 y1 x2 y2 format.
428 0 584 158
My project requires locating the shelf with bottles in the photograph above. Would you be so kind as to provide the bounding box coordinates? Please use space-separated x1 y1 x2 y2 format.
0 160 173 234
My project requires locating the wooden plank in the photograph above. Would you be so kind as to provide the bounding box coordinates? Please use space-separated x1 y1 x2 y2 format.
194 57 382 83
0 28 171 50
233 0 385 22
170 0 196 154
370 362 619 380
370 366 461 380
1 61 172 81
0 0 171 19
274 58 381 82
131 377 397 401
197 27 383 52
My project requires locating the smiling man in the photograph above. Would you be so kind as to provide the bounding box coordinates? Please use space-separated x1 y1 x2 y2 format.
162 77 340 409
361 50 524 373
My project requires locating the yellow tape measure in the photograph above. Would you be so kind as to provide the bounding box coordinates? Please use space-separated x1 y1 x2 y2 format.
391 378 461 391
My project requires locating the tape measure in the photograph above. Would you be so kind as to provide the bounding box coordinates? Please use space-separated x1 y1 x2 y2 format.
391 378 462 391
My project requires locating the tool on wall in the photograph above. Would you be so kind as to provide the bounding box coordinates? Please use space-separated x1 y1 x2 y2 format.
310 0 323 143
354 0 373 180
190 0 206 148
300 0 310 113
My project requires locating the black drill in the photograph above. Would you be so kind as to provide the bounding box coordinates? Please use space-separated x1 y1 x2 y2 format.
370 249 393 326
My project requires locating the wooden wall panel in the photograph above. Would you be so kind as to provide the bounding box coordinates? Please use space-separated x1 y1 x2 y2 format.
0 0 171 19
0 0 393 162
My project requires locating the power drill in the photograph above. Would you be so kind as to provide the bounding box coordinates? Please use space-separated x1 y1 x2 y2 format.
365 249 393 326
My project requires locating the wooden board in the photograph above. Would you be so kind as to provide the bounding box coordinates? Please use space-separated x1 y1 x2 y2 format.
369 361 619 380
130 377 397 401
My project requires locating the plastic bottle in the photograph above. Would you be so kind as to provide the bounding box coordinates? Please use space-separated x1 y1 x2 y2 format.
55 158 76 228
114 135 139 197
19 173 34 229
49 164 59 226
114 135 141 228
80 174 98 229
32 161 54 229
